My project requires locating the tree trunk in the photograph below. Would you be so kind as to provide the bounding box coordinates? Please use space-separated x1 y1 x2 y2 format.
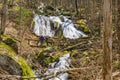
102 0 112 80
116 0 120 70
74 0 78 15
0 0 8 41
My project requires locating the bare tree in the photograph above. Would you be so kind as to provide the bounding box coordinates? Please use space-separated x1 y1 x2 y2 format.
0 0 8 41
102 0 112 80
116 0 120 69
74 0 78 15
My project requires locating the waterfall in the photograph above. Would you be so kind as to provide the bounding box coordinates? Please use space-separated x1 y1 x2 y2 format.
33 14 87 39
33 14 55 37
33 14 88 80
62 16 87 39
45 53 70 80
34 53 70 80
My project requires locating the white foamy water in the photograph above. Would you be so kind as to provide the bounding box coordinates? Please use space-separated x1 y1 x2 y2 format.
62 16 87 39
34 53 70 80
45 53 70 80
33 14 87 39
33 14 55 37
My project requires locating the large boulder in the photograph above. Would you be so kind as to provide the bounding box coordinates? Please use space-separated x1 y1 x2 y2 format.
0 42 34 80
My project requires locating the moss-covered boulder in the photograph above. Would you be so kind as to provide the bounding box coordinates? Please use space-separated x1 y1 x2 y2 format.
0 42 34 79
37 47 77 67
0 54 22 75
2 35 18 53
76 19 89 33
37 47 55 67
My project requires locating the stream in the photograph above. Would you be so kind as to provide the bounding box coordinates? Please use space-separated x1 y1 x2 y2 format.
33 13 87 80
33 14 87 39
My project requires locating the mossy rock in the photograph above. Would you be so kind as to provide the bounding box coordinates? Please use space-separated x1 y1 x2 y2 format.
0 54 22 75
37 48 76 67
37 47 56 67
76 19 89 33
2 35 18 53
0 42 34 79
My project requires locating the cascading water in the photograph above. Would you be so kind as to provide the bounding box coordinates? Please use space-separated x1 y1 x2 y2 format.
33 14 55 37
61 16 87 39
33 13 88 80
34 53 70 80
33 14 87 39
45 53 70 80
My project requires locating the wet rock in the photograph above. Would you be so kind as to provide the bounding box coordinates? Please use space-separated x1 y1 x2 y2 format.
0 54 22 75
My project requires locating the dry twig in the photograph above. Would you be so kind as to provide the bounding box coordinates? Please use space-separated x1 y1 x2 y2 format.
0 67 94 79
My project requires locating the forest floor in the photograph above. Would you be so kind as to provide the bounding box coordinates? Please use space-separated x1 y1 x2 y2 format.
0 4 120 79
0 19 119 80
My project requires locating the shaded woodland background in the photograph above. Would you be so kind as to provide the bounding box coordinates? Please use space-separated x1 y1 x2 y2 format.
0 0 120 80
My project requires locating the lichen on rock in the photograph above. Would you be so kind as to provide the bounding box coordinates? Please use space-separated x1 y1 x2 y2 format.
0 42 34 79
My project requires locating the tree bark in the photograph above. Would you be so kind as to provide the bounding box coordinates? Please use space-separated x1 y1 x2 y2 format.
74 0 78 15
102 0 112 80
0 0 8 41
116 0 120 70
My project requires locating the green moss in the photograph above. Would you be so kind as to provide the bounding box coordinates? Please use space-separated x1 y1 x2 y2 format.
0 4 2 8
71 50 77 57
90 50 97 55
31 20 35 28
0 42 16 57
38 50 70 66
44 57 52 65
9 6 33 27
1 35 18 52
17 58 34 76
113 60 120 69
0 42 34 79
19 7 33 27
76 19 89 33
76 19 86 25
41 41 47 47
35 11 44 15
2 35 16 42
37 47 55 66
